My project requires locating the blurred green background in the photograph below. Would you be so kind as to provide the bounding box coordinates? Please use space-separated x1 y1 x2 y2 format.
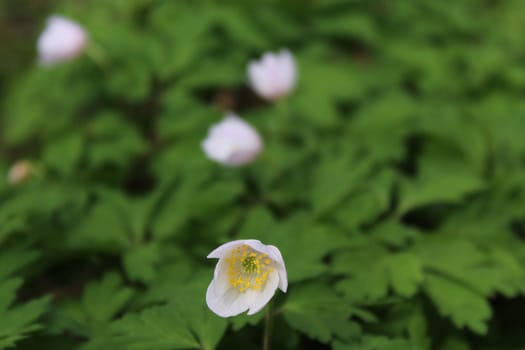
2 1 525 349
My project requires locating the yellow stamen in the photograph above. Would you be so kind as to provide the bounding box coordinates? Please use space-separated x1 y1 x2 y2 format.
227 244 274 293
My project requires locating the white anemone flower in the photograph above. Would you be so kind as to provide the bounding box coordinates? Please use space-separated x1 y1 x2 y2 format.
247 49 297 101
201 113 263 166
206 239 288 317
37 15 88 66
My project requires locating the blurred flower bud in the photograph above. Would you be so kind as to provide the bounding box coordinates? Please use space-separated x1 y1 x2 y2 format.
247 49 297 101
202 113 263 166
7 160 33 185
37 15 88 66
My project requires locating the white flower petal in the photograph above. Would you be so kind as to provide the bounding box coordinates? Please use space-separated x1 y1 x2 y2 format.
267 245 288 292
247 269 279 315
213 114 261 148
276 49 297 96
207 280 255 317
207 239 261 259
201 136 236 163
202 114 262 166
37 15 87 66
242 240 273 255
248 62 275 100
206 258 259 317
247 48 297 101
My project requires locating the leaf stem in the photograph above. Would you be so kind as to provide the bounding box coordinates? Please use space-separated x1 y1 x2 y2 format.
262 303 273 350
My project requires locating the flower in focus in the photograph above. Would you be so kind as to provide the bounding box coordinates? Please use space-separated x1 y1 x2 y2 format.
7 160 33 185
206 239 287 317
202 113 263 166
37 15 88 66
247 49 297 101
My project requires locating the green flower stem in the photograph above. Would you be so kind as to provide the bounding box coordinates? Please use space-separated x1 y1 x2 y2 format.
262 302 273 350
276 98 290 135
267 98 290 147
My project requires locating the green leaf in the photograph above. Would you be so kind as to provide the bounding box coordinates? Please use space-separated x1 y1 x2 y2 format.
68 199 130 252
121 264 227 350
292 58 361 127
149 3 212 78
86 112 147 169
411 236 525 334
239 209 342 283
171 294 228 350
282 283 361 344
51 272 134 343
0 183 87 232
136 265 212 311
381 301 430 349
349 92 418 162
123 243 161 283
398 170 485 215
210 6 269 49
424 273 491 334
110 306 200 350
83 273 134 328
150 175 201 240
370 221 422 249
333 335 424 350
330 170 394 229
3 66 95 145
42 132 83 176
0 248 39 282
313 12 379 43
0 279 50 350
415 238 525 297
310 152 373 217
334 244 390 302
110 296 227 350
335 246 423 301
387 253 424 297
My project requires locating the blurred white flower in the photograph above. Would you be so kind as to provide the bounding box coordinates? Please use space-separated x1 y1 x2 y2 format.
7 160 32 185
206 239 287 317
37 15 88 65
247 49 297 101
202 113 263 166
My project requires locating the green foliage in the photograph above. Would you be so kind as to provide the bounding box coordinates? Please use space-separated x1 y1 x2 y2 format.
282 282 362 343
0 279 50 350
332 335 424 350
50 272 134 348
110 299 227 350
110 306 200 350
2 0 525 349
0 249 50 349
424 274 491 335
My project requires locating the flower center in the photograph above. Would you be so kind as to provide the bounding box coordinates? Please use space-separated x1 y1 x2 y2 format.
242 256 258 273
227 244 274 292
